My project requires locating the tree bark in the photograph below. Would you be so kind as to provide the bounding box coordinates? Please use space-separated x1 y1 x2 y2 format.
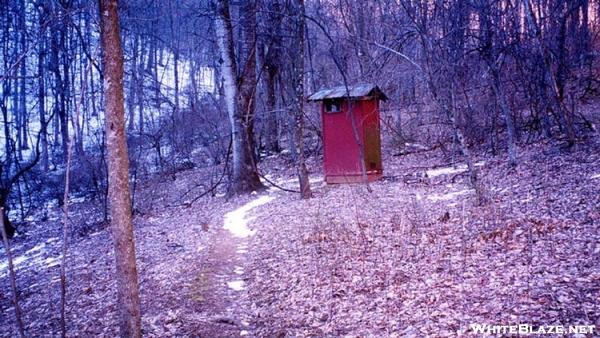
478 2 518 167
262 0 282 153
291 0 311 198
447 95 486 205
265 65 279 152
169 0 180 127
60 4 70 158
38 5 49 170
18 0 27 152
49 10 64 154
127 34 138 131
0 207 25 338
86 12 98 117
137 38 145 133
98 1 142 337
490 67 517 166
215 0 263 194
523 0 576 145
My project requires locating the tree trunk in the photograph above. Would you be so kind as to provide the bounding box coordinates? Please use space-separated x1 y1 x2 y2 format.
13 77 21 161
86 12 98 118
579 0 590 67
127 34 138 131
263 0 282 153
0 206 24 338
98 1 142 337
291 0 311 198
49 7 67 157
447 97 486 205
523 0 575 145
59 8 70 158
1 99 11 166
490 66 518 166
170 0 180 128
265 66 279 153
137 38 145 133
215 0 263 194
38 6 49 170
18 0 27 152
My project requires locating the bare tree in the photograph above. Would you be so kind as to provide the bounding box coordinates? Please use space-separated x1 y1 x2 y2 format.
37 3 49 171
214 0 263 194
291 0 311 198
523 0 576 145
396 0 487 203
258 0 283 153
476 0 518 166
0 208 25 338
98 0 142 337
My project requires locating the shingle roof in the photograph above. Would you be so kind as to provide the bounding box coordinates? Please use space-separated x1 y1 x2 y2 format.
307 83 388 102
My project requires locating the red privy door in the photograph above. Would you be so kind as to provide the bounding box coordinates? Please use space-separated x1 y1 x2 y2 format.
322 100 364 179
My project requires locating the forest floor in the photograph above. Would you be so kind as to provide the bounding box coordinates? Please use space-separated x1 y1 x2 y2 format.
0 135 599 337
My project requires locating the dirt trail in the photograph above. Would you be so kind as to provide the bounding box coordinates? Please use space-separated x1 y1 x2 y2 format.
192 194 275 337
190 229 251 337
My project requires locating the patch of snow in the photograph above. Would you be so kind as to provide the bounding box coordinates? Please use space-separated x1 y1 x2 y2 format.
44 257 60 268
45 200 58 209
426 165 466 177
237 244 248 252
405 142 429 150
234 266 244 275
591 173 600 179
0 255 30 272
237 244 248 254
272 176 324 191
0 238 61 276
25 243 46 255
521 196 534 203
426 161 485 178
272 177 295 186
69 196 86 204
227 280 245 291
223 195 275 238
7 210 21 219
428 190 472 202
240 330 249 336
309 177 325 187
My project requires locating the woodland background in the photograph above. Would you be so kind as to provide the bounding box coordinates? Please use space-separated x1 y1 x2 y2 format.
0 0 599 337
0 0 598 220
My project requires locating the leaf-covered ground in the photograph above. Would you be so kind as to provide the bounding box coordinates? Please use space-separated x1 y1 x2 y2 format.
246 139 600 337
0 137 599 337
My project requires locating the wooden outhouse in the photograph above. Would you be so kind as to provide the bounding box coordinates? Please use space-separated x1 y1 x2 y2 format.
307 83 387 184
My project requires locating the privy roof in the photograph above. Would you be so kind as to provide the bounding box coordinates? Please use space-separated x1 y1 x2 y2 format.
307 83 388 102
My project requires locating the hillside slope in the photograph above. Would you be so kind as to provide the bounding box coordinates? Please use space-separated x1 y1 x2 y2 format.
0 138 598 337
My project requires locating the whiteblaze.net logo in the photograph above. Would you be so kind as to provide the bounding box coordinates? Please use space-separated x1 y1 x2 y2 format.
469 323 595 335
